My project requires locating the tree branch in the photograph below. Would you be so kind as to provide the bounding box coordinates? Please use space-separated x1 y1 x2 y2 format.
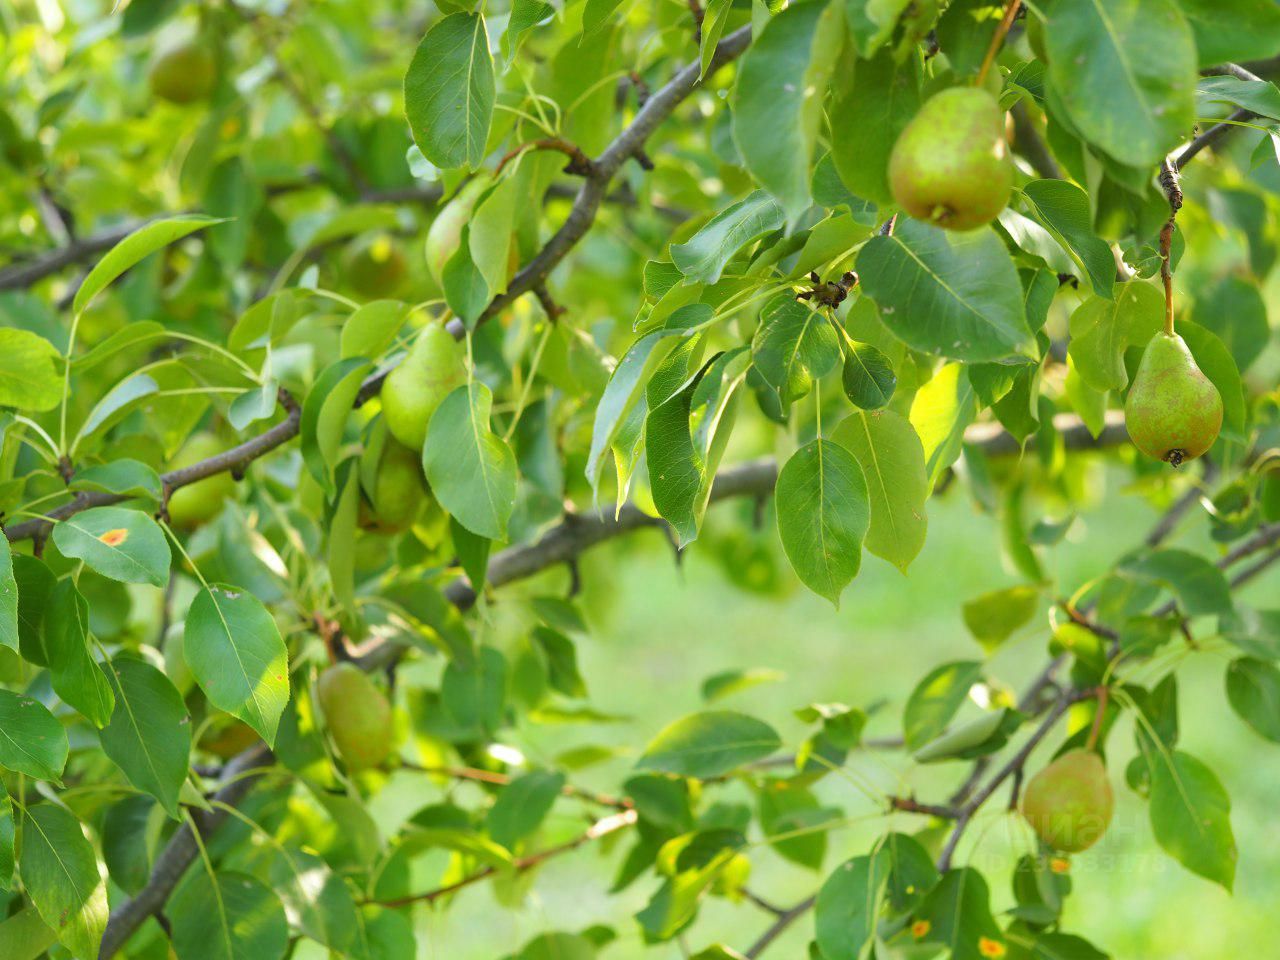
370 808 638 909
98 745 273 959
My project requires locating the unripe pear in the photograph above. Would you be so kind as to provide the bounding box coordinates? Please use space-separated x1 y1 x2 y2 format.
316 663 394 771
380 323 467 451
345 235 407 299
888 87 1013 232
149 43 217 104
425 180 488 285
167 432 237 529
1124 332 1223 467
359 438 428 532
1021 748 1113 852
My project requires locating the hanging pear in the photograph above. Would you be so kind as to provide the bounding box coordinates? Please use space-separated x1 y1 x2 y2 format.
316 663 395 771
1124 332 1223 467
1021 748 1114 853
888 86 1013 231
380 322 467 451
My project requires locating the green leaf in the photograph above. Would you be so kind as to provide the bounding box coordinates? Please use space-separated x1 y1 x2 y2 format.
751 295 840 406
1225 657 1280 743
1197 74 1280 121
843 0 914 56
1177 320 1247 440
517 933 597 960
0 690 67 781
915 868 1006 960
962 585 1040 652
1067 282 1164 392
910 363 976 488
184 584 290 746
637 710 781 779
13 553 56 667
1121 549 1233 617
701 668 785 704
340 300 410 360
69 459 162 501
1221 607 1280 660
45 580 114 728
1021 180 1117 299
300 357 372 495
913 708 1021 763
51 506 170 588
670 191 785 285
699 0 734 78
423 381 517 540
73 215 223 314
759 779 839 870
19 804 108 960
814 846 890 960
404 13 494 170
0 537 16 652
169 870 289 960
775 438 871 606
0 781 11 890
840 340 896 410
0 907 57 960
1191 275 1269 374
830 409 928 572
731 0 843 218
487 770 566 850
857 220 1032 361
1178 0 1280 65
829 46 920 205
533 625 586 697
1148 749 1237 890
903 660 983 751
502 0 555 64
100 658 191 819
647 350 744 544
585 306 708 489
269 846 360 954
0 329 61 412
1041 0 1197 167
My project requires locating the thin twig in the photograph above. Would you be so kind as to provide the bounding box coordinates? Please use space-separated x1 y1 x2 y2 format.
372 809 637 908
974 0 1022 88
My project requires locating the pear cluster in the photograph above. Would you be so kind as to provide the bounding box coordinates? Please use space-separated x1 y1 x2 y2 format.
1020 749 1114 853
1125 333 1223 466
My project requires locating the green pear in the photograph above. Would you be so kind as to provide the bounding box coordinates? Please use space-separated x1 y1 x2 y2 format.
359 438 428 532
888 86 1013 231
316 663 394 771
1021 749 1114 852
380 322 467 451
166 431 237 529
1124 332 1223 467
425 180 488 285
150 43 217 104
344 234 407 298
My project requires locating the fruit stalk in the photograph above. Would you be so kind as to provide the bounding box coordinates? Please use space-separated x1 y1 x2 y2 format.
975 0 1022 88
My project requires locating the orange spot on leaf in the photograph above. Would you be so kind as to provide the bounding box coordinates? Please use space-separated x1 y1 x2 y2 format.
99 528 129 547
979 937 1006 958
1049 857 1071 874
911 921 931 939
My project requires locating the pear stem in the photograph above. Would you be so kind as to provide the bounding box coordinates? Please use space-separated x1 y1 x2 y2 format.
975 0 1022 88
1159 219 1176 335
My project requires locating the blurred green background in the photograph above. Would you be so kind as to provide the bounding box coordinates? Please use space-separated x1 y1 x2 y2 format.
368 463 1280 959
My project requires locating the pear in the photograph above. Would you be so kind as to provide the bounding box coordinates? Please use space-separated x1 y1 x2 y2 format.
316 663 394 771
150 43 217 104
1124 332 1223 467
1021 749 1114 852
425 180 488 285
359 438 428 533
166 431 237 529
380 322 467 450
345 234 407 299
888 87 1013 231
